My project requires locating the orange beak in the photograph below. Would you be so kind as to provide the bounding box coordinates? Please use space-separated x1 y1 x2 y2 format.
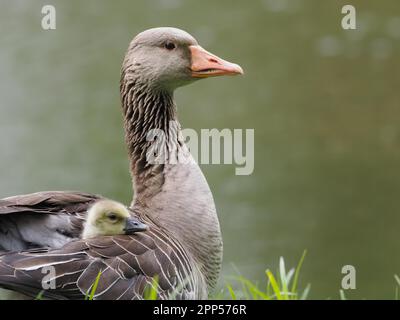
190 45 244 78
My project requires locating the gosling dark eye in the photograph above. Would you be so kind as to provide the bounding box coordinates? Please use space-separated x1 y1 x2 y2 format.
107 213 118 221
164 41 176 50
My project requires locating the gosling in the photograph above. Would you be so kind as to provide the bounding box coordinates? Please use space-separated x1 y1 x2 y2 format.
82 200 148 239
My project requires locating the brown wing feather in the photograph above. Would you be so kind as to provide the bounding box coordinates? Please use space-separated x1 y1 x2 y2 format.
0 191 203 299
0 191 101 215
0 227 198 299
0 191 102 251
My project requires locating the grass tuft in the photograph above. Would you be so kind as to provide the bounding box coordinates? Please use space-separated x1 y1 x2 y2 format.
223 250 309 300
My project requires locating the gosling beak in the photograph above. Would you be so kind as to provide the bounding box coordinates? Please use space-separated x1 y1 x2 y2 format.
124 217 148 234
190 45 244 78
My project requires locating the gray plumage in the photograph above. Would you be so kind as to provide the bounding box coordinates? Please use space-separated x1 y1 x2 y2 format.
0 27 242 299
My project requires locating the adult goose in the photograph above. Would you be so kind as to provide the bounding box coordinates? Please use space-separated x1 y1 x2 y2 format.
0 27 243 299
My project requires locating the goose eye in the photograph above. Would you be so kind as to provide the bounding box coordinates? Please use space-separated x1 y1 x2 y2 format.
164 41 176 50
107 213 118 221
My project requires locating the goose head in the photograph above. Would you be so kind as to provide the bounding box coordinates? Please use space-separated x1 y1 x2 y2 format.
82 200 148 239
122 27 243 91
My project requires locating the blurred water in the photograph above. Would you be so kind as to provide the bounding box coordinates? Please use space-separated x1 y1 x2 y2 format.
0 0 399 299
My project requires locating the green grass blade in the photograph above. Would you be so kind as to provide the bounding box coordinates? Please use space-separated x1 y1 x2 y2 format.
144 276 159 300
35 290 45 300
394 275 400 300
235 276 271 300
266 270 283 300
394 274 400 286
279 257 289 299
226 284 237 300
300 284 311 300
85 271 102 300
286 268 295 286
239 277 251 299
291 250 307 295
266 276 272 296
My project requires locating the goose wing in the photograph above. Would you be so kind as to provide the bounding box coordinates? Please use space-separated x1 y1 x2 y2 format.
0 191 102 251
0 228 198 300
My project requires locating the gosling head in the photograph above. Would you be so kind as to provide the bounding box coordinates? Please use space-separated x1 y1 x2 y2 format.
82 200 148 239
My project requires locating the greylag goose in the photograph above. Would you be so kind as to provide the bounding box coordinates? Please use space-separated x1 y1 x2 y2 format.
82 200 148 239
0 27 243 299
